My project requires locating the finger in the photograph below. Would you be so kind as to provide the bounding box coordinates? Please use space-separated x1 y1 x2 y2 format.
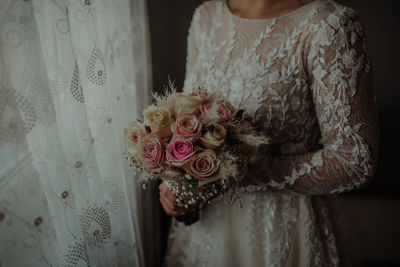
161 199 177 216
159 184 177 202
159 188 178 207
160 195 175 211
175 207 189 214
176 205 196 213
164 189 177 204
158 186 168 197
160 197 180 216
173 199 197 213
160 197 172 214
159 182 167 193
163 197 187 216
167 201 187 216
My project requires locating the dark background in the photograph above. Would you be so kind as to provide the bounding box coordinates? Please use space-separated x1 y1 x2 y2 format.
147 0 400 264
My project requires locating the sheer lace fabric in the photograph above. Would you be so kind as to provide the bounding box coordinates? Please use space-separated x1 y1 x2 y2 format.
165 0 378 266
0 0 154 266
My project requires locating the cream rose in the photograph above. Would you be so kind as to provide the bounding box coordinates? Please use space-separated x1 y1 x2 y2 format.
184 148 221 186
124 122 148 154
166 92 203 119
142 104 172 138
199 102 220 124
199 123 227 149
171 115 202 142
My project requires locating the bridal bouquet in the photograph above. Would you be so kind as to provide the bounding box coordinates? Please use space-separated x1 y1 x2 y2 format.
124 87 269 223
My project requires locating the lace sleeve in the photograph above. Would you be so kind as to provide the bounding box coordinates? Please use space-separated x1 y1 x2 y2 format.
249 10 379 195
182 5 203 93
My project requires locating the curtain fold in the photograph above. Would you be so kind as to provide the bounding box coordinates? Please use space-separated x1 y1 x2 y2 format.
0 0 154 266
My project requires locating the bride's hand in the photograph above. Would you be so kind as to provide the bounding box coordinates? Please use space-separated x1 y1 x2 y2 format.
159 182 194 216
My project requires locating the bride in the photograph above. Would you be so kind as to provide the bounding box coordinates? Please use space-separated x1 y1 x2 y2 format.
159 0 378 266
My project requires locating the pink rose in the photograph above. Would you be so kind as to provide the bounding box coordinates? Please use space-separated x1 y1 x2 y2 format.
166 136 195 167
184 148 221 186
138 135 164 170
124 122 148 154
217 100 235 123
171 115 202 142
217 106 232 123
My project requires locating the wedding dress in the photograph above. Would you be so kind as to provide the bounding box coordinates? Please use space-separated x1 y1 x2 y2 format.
164 0 378 266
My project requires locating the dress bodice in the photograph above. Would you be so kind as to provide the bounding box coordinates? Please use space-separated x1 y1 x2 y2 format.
185 1 319 145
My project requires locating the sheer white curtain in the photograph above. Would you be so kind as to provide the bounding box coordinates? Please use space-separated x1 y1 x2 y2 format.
0 0 156 266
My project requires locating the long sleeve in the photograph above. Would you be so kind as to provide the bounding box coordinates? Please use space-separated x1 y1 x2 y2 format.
249 10 379 195
182 5 202 93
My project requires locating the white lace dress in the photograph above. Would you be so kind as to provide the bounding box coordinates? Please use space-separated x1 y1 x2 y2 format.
164 0 378 266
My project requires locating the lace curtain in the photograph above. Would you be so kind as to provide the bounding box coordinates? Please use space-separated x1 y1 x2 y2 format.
0 0 154 266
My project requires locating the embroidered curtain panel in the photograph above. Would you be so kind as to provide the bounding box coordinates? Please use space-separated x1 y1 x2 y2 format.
0 0 153 265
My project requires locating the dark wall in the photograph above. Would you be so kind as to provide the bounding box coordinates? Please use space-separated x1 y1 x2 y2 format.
147 0 400 196
147 0 202 93
147 2 202 260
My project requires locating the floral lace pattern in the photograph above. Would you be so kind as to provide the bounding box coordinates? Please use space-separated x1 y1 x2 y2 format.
165 0 378 266
0 0 152 266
